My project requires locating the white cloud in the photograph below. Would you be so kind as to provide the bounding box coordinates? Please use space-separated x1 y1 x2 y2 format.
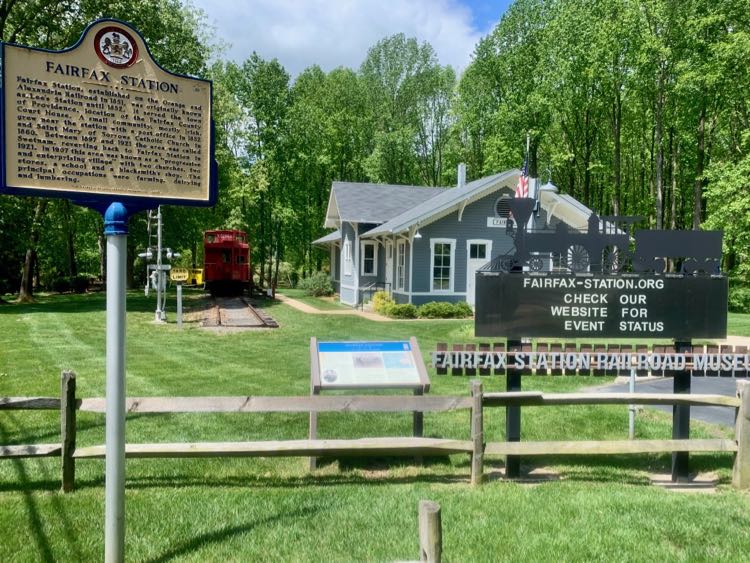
190 0 485 78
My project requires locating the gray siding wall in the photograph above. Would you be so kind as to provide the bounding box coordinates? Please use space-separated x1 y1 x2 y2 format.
411 190 516 296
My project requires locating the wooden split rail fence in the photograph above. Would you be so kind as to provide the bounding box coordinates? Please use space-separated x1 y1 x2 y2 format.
1 372 749 491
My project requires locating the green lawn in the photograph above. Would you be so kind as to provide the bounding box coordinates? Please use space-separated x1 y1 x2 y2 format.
276 287 353 310
1 290 749 561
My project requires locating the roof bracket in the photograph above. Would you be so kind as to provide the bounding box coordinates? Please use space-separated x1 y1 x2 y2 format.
458 200 467 222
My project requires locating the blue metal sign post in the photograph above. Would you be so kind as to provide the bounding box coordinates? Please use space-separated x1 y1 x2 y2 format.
104 202 128 562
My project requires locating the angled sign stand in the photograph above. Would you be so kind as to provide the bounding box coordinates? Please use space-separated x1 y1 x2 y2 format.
1 19 217 562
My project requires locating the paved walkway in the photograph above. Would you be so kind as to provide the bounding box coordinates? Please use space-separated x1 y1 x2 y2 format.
276 294 390 321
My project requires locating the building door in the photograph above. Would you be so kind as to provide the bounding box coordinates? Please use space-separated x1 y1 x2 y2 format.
466 240 491 306
385 240 393 293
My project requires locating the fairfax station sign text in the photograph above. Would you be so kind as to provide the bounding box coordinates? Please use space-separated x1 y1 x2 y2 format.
475 273 728 339
431 350 750 374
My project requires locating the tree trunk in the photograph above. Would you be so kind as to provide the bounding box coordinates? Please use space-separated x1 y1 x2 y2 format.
612 78 622 216
670 129 678 230
63 201 78 277
18 199 48 302
654 75 665 230
693 104 706 230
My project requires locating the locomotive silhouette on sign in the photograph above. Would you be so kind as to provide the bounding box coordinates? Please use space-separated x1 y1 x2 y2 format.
487 198 722 275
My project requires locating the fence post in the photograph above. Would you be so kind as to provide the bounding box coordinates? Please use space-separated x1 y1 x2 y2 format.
733 380 750 489
419 500 442 563
471 380 484 486
60 370 77 493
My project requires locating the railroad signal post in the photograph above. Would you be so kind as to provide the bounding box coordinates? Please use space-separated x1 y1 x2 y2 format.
1 19 217 561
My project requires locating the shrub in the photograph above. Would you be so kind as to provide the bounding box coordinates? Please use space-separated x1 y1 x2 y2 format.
298 271 334 297
70 275 90 294
417 301 474 319
453 301 474 318
387 303 418 319
417 301 455 318
372 291 394 314
729 284 750 313
51 277 71 293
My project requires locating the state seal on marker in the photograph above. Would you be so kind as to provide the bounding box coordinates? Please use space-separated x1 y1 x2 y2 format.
94 26 138 68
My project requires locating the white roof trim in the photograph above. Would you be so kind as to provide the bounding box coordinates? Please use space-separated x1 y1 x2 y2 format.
361 169 520 238
539 191 593 230
324 193 340 229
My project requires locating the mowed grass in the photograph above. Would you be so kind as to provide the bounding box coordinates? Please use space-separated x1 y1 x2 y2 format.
1 290 749 561
276 287 353 310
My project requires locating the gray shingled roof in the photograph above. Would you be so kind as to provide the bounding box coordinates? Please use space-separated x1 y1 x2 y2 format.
362 169 519 238
312 230 341 245
329 182 447 225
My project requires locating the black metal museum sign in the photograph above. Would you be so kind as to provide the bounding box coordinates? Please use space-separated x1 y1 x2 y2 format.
475 197 728 339
475 273 727 339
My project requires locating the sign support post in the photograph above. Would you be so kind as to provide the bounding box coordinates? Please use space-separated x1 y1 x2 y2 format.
104 202 127 563
672 340 692 482
505 339 522 478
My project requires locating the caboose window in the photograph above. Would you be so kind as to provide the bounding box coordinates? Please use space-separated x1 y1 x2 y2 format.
222 250 230 263
360 242 377 276
237 256 245 264
206 234 216 243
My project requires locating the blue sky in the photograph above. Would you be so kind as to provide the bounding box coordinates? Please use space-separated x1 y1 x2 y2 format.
191 0 513 78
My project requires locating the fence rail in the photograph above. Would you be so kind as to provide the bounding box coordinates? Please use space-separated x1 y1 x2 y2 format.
2 372 749 492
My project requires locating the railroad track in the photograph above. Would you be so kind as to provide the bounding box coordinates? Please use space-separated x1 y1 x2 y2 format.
203 296 278 328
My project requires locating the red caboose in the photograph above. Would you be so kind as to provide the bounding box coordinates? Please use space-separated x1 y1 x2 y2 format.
203 229 252 295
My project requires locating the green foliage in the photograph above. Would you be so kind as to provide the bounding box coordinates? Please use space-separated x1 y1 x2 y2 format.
417 301 473 319
728 284 750 313
298 271 334 297
371 291 417 318
50 277 71 294
385 303 418 319
371 290 394 314
50 275 90 294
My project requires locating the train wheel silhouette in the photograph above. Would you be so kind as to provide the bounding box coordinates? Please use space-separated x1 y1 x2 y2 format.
567 244 589 272
528 256 544 271
602 245 620 273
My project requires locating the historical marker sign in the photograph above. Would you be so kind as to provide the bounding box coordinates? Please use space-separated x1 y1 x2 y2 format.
1 19 216 207
311 338 430 392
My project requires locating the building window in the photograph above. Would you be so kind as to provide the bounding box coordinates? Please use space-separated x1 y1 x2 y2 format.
431 239 455 292
360 242 377 276
469 243 486 260
343 236 352 276
396 241 406 291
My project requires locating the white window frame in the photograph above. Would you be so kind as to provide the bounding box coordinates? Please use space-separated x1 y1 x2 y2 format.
430 238 456 293
360 241 378 276
343 236 352 276
396 240 406 291
466 239 492 262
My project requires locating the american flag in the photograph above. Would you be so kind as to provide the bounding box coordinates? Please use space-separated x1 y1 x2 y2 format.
515 157 529 198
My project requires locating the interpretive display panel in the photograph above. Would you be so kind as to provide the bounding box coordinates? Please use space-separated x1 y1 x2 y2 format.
475 273 728 339
311 337 430 391
2 19 215 206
